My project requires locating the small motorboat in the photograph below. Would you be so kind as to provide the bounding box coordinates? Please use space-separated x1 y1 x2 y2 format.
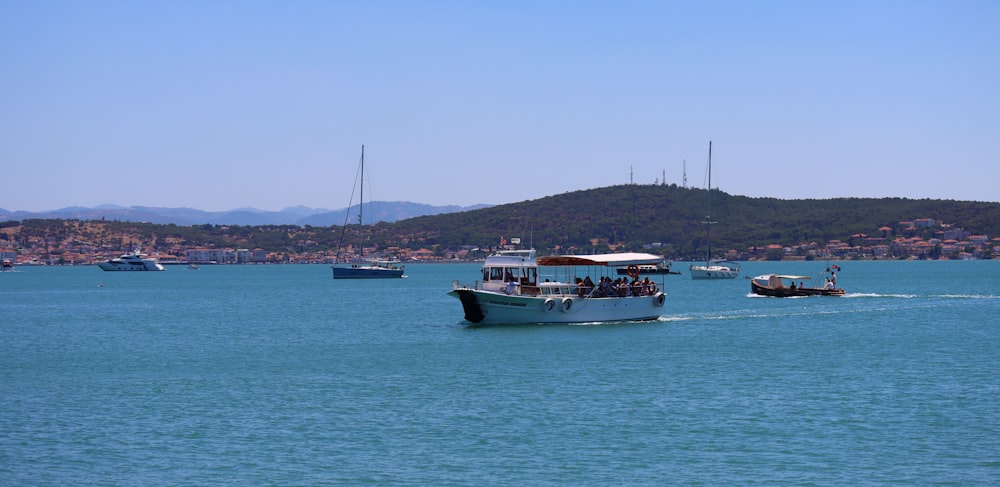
750 274 845 297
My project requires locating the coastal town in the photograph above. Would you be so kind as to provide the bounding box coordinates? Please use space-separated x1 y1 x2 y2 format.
1 216 997 267
740 218 999 261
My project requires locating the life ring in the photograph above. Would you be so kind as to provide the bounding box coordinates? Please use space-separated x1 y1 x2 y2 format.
626 265 640 279
654 292 666 307
543 298 555 312
561 297 574 313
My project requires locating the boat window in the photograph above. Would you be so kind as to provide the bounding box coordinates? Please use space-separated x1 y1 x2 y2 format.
524 267 537 284
489 267 505 281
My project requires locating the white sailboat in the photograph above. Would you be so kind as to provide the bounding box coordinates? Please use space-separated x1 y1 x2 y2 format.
331 145 406 279
689 141 740 279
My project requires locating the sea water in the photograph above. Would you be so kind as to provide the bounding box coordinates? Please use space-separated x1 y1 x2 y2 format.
2 261 999 485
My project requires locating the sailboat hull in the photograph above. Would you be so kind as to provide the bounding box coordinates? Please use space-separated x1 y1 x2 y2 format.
689 263 740 279
332 265 405 279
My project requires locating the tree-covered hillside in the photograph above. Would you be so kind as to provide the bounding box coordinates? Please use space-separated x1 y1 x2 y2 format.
392 184 1000 257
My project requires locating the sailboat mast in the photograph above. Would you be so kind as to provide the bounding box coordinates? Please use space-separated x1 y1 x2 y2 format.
706 140 712 263
359 145 364 260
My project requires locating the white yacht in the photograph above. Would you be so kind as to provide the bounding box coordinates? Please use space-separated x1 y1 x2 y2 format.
97 250 166 271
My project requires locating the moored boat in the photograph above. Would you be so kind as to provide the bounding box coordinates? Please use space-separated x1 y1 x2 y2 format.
332 259 406 279
97 249 166 271
690 141 740 279
331 145 406 279
615 261 679 276
750 274 845 297
447 245 668 325
690 260 740 279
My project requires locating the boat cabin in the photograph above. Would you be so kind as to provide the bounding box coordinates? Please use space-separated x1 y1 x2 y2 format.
480 249 539 294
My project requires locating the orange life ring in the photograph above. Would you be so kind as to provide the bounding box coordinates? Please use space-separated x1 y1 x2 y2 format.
626 265 640 279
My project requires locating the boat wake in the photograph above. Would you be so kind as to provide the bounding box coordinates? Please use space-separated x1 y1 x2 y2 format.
937 293 1000 300
843 292 916 299
658 315 694 323
568 318 665 327
843 292 998 300
608 292 998 326
747 292 921 299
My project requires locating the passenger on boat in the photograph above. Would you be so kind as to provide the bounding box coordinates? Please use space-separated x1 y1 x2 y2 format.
616 278 628 297
790 282 797 290
825 279 835 290
600 277 613 297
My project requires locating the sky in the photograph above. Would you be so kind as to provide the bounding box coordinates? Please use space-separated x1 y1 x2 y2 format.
2 1 998 212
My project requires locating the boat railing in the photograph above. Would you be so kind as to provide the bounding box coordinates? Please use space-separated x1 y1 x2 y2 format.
458 279 656 299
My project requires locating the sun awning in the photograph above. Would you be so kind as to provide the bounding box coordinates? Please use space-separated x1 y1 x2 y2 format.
536 252 664 267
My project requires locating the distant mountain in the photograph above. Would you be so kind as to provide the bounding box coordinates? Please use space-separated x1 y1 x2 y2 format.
300 201 490 226
0 202 491 226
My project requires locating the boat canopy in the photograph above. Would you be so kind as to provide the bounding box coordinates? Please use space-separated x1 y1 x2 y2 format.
771 275 812 280
536 252 664 267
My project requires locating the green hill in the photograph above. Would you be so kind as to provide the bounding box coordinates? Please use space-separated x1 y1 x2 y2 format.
392 184 1000 258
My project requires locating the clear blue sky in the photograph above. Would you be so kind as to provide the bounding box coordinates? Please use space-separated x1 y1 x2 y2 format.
2 1 998 212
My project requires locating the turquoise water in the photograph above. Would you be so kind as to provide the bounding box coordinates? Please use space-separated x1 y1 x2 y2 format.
2 261 999 485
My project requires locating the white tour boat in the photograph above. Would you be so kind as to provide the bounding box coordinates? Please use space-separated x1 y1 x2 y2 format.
97 249 166 271
448 245 668 325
